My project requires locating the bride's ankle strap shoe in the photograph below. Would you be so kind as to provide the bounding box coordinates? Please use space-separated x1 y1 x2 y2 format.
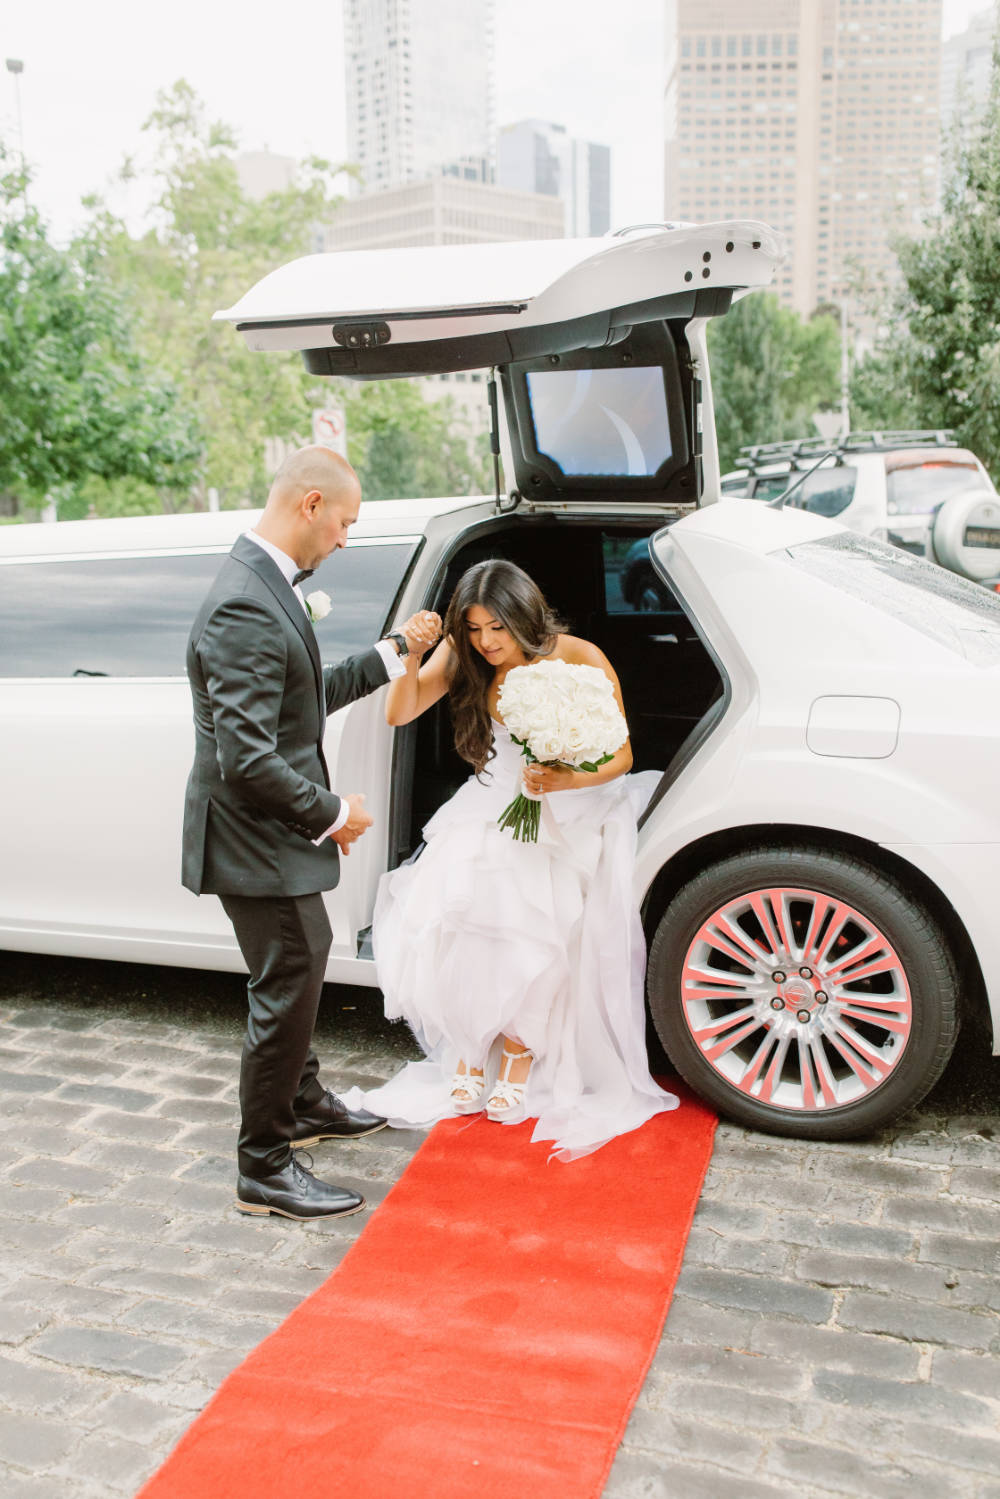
486 1048 533 1123
450 1064 487 1115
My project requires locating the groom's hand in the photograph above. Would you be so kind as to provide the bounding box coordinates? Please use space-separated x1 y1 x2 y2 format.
330 793 373 856
400 611 442 657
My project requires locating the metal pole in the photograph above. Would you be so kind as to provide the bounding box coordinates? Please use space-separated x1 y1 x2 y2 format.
5 59 25 173
840 297 850 438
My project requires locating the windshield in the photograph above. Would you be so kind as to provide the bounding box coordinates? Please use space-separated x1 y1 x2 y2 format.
786 531 1000 666
886 461 989 516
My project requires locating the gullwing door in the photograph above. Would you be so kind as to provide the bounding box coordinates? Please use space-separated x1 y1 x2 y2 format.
215 221 783 511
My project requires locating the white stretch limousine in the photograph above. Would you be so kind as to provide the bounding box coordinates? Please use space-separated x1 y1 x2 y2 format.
3 222 999 1141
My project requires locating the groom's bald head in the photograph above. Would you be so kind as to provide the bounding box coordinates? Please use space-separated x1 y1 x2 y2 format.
258 445 362 569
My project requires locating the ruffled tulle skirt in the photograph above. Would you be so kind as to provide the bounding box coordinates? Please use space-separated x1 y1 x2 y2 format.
347 733 678 1159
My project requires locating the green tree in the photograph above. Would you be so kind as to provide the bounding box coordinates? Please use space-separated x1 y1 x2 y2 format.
90 81 345 509
339 379 490 501
850 49 1000 473
707 293 841 472
0 149 199 518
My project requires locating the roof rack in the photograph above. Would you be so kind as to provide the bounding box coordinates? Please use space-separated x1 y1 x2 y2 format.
737 430 957 472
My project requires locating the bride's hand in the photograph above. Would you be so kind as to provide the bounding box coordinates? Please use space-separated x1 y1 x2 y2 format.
522 762 577 796
400 610 442 657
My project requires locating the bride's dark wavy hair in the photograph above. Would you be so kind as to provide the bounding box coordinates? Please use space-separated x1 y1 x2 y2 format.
444 560 564 775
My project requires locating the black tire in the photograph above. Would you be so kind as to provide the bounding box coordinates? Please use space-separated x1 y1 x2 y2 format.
647 844 959 1139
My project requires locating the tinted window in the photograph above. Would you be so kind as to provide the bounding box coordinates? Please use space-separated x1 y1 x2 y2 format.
886 462 988 516
603 533 677 613
525 366 672 477
787 532 1000 666
749 474 794 502
787 465 856 518
0 542 418 678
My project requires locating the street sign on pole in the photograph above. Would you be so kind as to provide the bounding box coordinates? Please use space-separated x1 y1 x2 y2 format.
312 405 347 458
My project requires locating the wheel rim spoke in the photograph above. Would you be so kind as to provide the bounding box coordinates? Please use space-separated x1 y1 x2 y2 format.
679 882 913 1113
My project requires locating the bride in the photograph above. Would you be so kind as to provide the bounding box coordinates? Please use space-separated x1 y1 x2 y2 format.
357 559 677 1159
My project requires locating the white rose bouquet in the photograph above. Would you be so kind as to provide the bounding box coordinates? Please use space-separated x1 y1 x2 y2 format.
495 659 628 843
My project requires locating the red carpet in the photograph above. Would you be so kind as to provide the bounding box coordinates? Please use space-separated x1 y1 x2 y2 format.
139 1086 716 1499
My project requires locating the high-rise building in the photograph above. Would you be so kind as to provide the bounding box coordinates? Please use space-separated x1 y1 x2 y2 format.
664 0 942 315
320 176 564 252
497 119 611 236
941 5 997 141
344 0 496 193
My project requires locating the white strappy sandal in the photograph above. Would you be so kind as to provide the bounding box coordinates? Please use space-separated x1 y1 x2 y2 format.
450 1063 487 1115
486 1048 533 1123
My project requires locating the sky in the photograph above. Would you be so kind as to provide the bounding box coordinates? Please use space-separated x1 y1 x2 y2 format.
0 0 992 244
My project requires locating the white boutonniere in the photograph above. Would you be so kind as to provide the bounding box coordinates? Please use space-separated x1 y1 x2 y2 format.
305 590 331 623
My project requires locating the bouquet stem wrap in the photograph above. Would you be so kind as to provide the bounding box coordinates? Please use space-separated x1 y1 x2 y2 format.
495 661 628 845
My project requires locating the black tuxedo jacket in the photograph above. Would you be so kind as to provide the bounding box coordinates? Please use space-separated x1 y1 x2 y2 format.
182 534 389 898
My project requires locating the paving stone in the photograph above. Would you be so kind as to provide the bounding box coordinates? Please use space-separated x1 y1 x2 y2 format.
71 1141 193 1178
812 1369 994 1429
146 1071 228 1099
0 1071 63 1095
50 1201 176 1239
690 1200 770 1237
31 1326 188 1380
119 1298 275 1351
82 1265 217 1303
174 1154 231 1185
0 1471 79 1499
55 1083 158 1113
0 1412 83 1471
794 1248 959 1301
893 1421 1000 1480
945 1270 1000 1314
603 1449 798 1499
30 1053 128 1082
152 1098 237 1126
0 1185 71 1217
917 1232 1000 1275
173 1125 236 1153
748 1320 922 1380
0 1302 52 1345
88 1389 193 1444
6 1158 116 1196
622 1406 766 1470
676 1267 836 1324
931 1347 1000 1402
79 1110 184 1145
62 1431 161 1491
837 1290 998 1351
643 1341 809 1397
8 1010 97 1032
0 1220 75 1254
763 1436 962 1499
214 1286 305 1320
113 1175 222 1215
949 1165 1000 1200
0 1353 95 1414
3 1278 136 1325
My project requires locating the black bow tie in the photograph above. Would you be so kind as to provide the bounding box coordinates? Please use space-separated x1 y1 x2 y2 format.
292 569 314 587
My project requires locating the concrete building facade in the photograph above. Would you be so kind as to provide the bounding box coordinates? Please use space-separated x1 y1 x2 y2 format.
497 118 611 236
320 176 564 252
941 5 997 142
664 0 943 315
343 0 496 192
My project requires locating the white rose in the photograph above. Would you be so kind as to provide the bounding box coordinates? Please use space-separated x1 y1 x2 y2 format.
306 590 332 622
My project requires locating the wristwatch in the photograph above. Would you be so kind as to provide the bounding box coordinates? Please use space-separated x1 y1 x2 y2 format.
386 631 409 657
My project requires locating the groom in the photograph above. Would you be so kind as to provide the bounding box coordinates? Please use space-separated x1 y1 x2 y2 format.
182 445 436 1221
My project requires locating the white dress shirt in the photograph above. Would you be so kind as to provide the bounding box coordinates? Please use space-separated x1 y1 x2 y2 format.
244 530 405 841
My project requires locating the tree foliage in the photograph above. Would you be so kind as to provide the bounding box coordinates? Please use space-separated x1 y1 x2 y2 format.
0 148 199 515
339 379 490 501
850 49 1000 474
707 292 841 473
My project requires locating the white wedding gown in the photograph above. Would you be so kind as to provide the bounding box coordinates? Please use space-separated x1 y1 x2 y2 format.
350 719 678 1159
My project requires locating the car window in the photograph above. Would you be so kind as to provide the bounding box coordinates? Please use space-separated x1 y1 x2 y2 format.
886 462 989 516
0 542 419 678
786 465 857 518
786 531 1000 666
748 474 794 502
603 533 678 613
525 366 672 478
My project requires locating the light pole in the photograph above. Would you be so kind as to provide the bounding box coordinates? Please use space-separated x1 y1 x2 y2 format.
839 297 851 438
5 58 25 173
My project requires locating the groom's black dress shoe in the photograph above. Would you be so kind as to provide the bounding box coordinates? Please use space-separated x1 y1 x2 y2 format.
235 1155 365 1220
291 1089 388 1146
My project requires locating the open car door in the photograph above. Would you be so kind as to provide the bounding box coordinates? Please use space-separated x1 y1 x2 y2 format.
216 222 783 514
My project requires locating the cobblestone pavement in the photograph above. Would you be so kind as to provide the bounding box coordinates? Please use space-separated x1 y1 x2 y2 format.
0 955 997 1499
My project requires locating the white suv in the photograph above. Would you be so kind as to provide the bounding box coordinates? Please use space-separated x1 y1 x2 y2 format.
723 432 1000 584
2 223 998 1141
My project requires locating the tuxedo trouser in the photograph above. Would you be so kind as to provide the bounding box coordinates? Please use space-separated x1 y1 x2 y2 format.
220 892 331 1177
